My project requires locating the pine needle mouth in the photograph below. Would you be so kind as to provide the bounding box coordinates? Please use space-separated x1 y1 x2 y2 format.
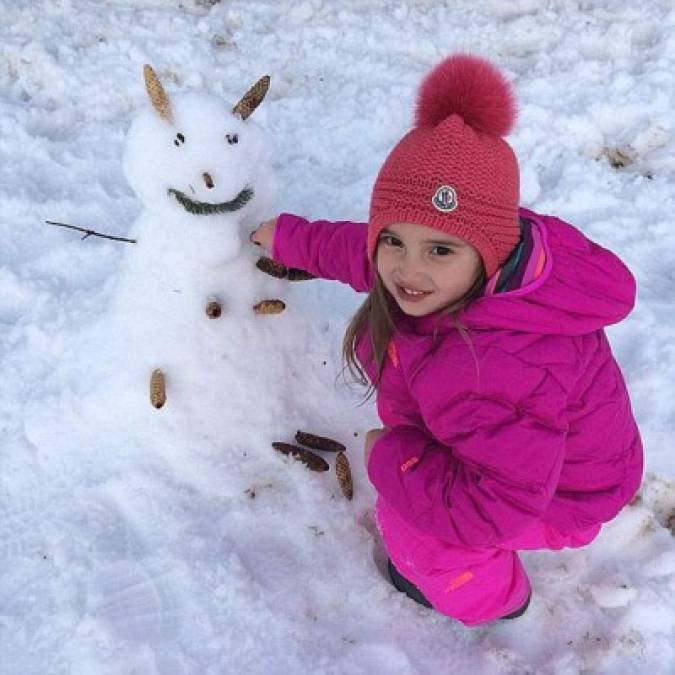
168 186 254 214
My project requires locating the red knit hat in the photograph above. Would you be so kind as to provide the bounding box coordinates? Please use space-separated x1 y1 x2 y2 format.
368 54 520 278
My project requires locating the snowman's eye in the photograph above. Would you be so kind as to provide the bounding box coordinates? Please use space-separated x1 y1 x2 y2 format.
174 133 185 147
226 133 239 145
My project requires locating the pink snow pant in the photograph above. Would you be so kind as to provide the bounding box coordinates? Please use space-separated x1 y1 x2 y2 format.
375 497 601 626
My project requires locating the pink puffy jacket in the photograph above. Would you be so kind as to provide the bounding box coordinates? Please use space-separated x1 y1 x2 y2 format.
272 208 643 548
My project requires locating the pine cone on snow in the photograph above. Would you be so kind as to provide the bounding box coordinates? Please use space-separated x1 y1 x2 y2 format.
255 257 315 281
150 369 166 409
335 452 353 500
256 257 288 279
143 65 172 122
232 75 270 121
205 299 222 318
253 299 286 314
286 268 316 281
272 442 329 472
295 430 346 453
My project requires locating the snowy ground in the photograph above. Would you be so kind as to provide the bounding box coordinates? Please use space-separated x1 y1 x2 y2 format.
2 1 675 673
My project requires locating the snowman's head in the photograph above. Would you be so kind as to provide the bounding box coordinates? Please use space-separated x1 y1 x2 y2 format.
123 65 273 220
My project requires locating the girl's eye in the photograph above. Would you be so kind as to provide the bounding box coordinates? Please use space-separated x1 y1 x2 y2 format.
226 133 239 145
380 235 402 247
431 245 454 256
174 132 185 147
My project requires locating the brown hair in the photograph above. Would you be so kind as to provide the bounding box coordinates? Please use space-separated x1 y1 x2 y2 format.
342 261 487 398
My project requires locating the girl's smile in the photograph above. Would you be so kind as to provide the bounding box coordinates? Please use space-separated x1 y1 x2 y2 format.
376 222 483 317
394 283 432 303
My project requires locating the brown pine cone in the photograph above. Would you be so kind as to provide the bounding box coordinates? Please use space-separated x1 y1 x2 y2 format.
149 369 166 409
256 257 288 279
253 299 286 314
272 442 329 472
205 299 222 318
287 268 316 281
335 452 353 500
295 430 346 453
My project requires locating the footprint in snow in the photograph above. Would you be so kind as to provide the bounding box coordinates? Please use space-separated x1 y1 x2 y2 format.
81 499 185 644
89 560 184 643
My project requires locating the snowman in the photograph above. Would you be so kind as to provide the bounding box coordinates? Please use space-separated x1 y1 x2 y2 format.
112 65 287 413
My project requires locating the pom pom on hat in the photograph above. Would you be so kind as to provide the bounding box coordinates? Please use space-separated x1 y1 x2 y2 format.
415 53 516 137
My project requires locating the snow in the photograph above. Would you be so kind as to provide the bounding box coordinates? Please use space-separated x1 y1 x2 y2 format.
1 0 675 673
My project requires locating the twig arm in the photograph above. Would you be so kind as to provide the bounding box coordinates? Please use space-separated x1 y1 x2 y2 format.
45 220 137 244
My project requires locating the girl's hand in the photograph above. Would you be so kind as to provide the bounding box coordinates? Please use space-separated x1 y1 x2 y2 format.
250 217 277 250
364 427 388 468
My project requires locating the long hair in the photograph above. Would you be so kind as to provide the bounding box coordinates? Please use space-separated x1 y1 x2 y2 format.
342 261 487 399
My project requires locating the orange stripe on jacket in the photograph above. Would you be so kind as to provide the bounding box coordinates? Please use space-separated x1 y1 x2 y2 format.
445 571 474 593
534 249 546 277
400 456 419 472
387 340 399 369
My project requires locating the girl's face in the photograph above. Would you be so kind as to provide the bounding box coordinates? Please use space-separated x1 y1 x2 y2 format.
376 222 483 317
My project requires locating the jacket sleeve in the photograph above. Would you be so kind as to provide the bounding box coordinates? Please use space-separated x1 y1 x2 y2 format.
271 213 374 293
366 342 570 548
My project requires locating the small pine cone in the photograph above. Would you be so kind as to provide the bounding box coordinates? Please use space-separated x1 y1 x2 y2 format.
143 65 172 122
205 299 222 318
287 268 316 281
150 369 166 409
335 452 353 500
253 299 286 315
295 430 346 453
256 257 288 279
272 442 329 472
232 75 270 121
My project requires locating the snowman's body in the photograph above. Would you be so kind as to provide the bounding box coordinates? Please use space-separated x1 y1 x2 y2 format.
112 69 284 414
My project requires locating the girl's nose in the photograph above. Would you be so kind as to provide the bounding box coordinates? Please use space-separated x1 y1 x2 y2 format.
203 172 214 189
397 254 424 279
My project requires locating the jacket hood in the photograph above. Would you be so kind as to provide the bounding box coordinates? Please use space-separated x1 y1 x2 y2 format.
406 209 637 337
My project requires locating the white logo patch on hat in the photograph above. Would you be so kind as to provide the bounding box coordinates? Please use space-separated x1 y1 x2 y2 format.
432 185 458 213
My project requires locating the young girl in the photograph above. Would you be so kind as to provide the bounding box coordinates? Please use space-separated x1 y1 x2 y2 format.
251 54 643 626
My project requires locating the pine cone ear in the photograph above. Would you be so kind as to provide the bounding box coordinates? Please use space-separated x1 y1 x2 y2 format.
232 75 270 120
143 64 173 122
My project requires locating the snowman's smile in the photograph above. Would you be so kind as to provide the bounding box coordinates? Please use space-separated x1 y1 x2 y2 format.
168 186 254 215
